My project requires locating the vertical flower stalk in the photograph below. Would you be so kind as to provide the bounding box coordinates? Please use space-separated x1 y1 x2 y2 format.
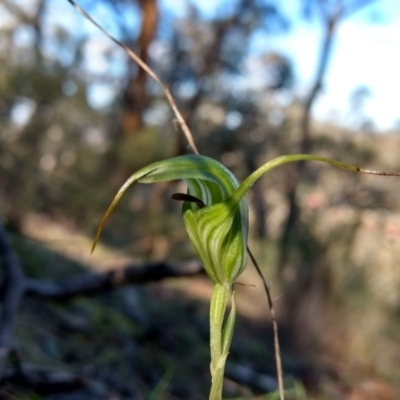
208 284 236 400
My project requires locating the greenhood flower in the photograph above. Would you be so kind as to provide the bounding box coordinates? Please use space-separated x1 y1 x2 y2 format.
92 154 249 287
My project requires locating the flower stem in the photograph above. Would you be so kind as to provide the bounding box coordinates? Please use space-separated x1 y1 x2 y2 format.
209 284 237 400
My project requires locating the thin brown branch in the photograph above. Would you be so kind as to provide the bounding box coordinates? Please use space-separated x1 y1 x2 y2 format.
66 0 199 155
247 246 285 400
23 260 204 301
0 218 25 381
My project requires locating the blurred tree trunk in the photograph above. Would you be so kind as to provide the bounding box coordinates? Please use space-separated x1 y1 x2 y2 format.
122 0 158 134
278 0 377 353
279 3 342 269
300 7 341 155
172 0 279 155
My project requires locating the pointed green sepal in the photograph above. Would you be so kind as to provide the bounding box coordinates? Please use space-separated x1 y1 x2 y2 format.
228 154 398 207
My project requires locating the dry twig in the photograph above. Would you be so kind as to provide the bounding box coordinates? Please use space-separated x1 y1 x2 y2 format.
66 0 199 155
247 246 285 400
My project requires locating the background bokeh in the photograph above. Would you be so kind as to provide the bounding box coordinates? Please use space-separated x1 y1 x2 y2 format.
1 0 400 398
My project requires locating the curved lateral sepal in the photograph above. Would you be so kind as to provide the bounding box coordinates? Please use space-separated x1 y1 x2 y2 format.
91 154 247 254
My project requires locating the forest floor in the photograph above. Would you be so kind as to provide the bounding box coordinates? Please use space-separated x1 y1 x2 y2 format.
2 203 399 400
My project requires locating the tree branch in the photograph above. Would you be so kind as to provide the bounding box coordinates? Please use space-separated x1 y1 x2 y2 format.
23 260 205 301
300 6 342 154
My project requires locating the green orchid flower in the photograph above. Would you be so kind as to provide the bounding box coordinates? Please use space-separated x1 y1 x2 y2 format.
92 153 399 400
93 154 249 288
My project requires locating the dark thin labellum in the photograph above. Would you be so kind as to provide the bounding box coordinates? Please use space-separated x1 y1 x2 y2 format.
171 193 206 208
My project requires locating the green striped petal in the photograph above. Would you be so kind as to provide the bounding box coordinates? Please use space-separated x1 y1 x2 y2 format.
183 202 247 286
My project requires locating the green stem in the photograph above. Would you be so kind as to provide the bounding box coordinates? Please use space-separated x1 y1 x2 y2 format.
209 284 237 400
